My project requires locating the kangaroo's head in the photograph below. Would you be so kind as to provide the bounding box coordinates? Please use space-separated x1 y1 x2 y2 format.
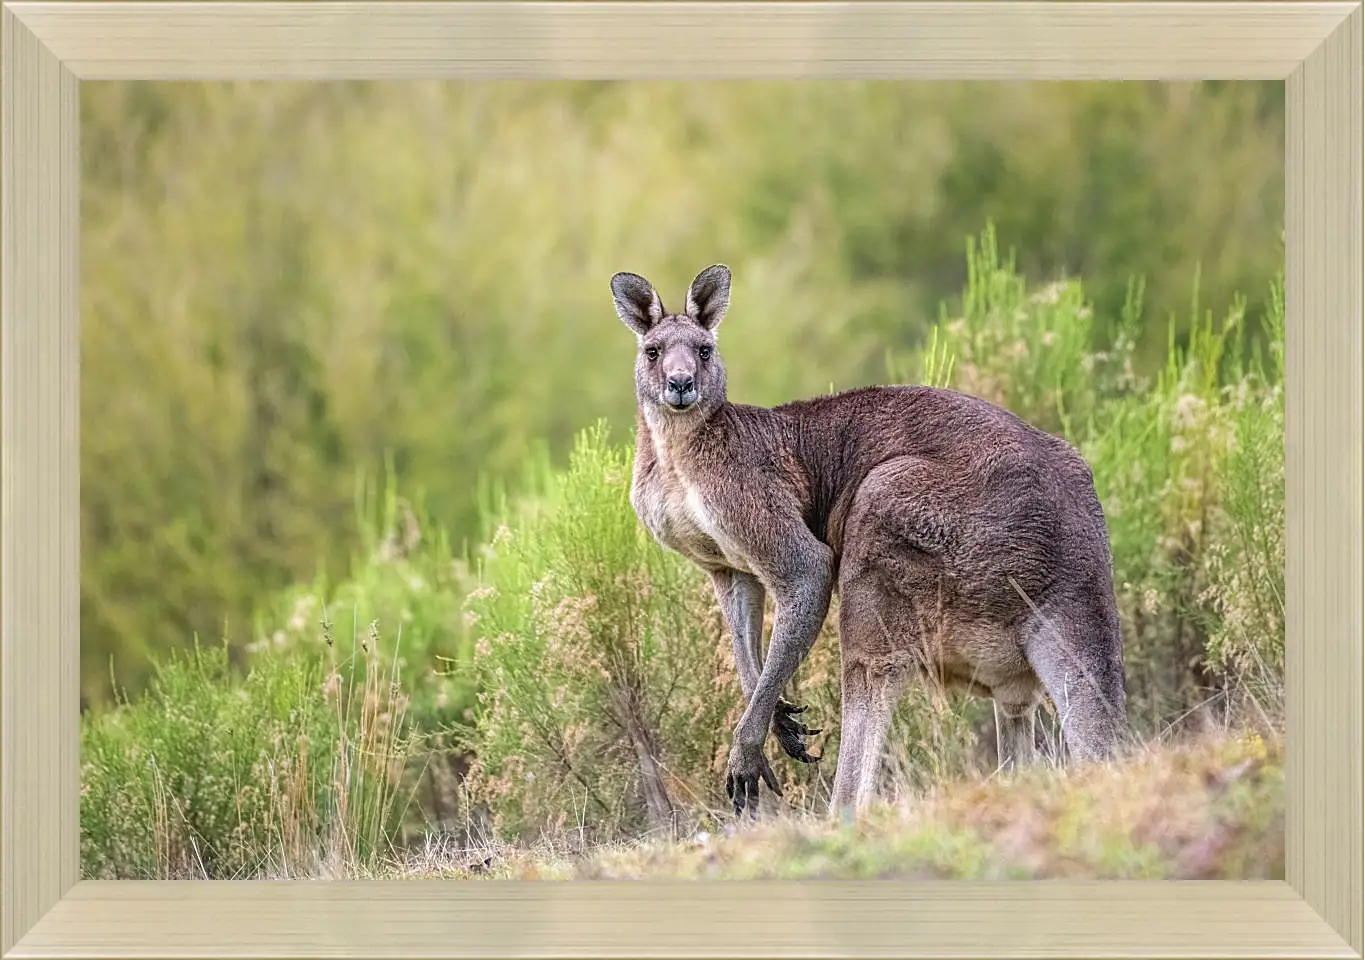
611 264 731 420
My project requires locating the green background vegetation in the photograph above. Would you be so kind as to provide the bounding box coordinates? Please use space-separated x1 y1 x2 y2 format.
80 80 1287 879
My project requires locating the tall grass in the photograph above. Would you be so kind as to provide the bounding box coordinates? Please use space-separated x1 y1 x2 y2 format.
250 468 480 744
82 627 415 879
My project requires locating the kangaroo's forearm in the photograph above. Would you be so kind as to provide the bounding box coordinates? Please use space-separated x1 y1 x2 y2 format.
710 568 766 698
733 574 766 698
733 554 833 747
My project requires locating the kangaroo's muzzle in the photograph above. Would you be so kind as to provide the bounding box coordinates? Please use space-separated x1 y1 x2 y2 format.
664 374 698 410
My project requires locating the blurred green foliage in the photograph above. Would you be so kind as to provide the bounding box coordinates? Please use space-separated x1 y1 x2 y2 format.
80 80 1284 705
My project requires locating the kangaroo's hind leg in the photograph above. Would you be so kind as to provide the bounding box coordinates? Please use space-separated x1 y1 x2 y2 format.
829 655 911 816
1022 590 1128 764
993 697 1039 771
989 663 1045 771
830 455 950 815
828 570 916 816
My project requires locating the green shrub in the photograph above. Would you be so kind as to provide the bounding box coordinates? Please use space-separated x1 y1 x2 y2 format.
1196 281 1286 714
248 468 478 744
458 423 733 842
81 632 414 879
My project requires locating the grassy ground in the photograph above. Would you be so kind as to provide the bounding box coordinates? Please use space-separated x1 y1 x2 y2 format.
378 732 1283 882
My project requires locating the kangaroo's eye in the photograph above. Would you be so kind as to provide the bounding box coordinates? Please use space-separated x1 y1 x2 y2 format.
644 346 660 362
698 346 713 362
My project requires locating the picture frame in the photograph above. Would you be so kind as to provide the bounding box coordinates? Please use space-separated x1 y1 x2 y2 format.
2 2 1360 957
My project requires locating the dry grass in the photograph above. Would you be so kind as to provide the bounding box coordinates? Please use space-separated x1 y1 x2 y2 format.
373 730 1282 882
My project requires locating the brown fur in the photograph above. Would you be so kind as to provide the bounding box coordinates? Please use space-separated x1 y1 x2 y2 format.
611 265 1129 817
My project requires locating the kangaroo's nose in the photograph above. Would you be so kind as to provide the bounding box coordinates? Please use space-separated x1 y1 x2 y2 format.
667 374 695 394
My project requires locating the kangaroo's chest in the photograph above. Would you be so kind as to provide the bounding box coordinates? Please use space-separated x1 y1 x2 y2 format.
633 466 753 575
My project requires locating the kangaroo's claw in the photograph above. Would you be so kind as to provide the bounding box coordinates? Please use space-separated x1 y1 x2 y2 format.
725 740 780 818
773 699 823 763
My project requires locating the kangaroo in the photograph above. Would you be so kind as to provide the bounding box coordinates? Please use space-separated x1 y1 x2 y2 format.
612 264 1128 817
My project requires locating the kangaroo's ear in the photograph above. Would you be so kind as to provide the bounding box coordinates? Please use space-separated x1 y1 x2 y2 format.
611 272 665 337
685 264 731 331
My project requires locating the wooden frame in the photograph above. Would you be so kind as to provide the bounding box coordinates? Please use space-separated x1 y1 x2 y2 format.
2 2 1360 957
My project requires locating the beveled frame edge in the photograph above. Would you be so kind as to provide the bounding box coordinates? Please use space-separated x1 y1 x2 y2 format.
0 2 1359 958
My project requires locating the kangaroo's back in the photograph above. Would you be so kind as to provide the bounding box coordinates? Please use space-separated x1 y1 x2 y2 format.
770 384 1105 570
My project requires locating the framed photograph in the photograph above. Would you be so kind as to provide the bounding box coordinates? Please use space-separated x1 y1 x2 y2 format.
3 2 1360 957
